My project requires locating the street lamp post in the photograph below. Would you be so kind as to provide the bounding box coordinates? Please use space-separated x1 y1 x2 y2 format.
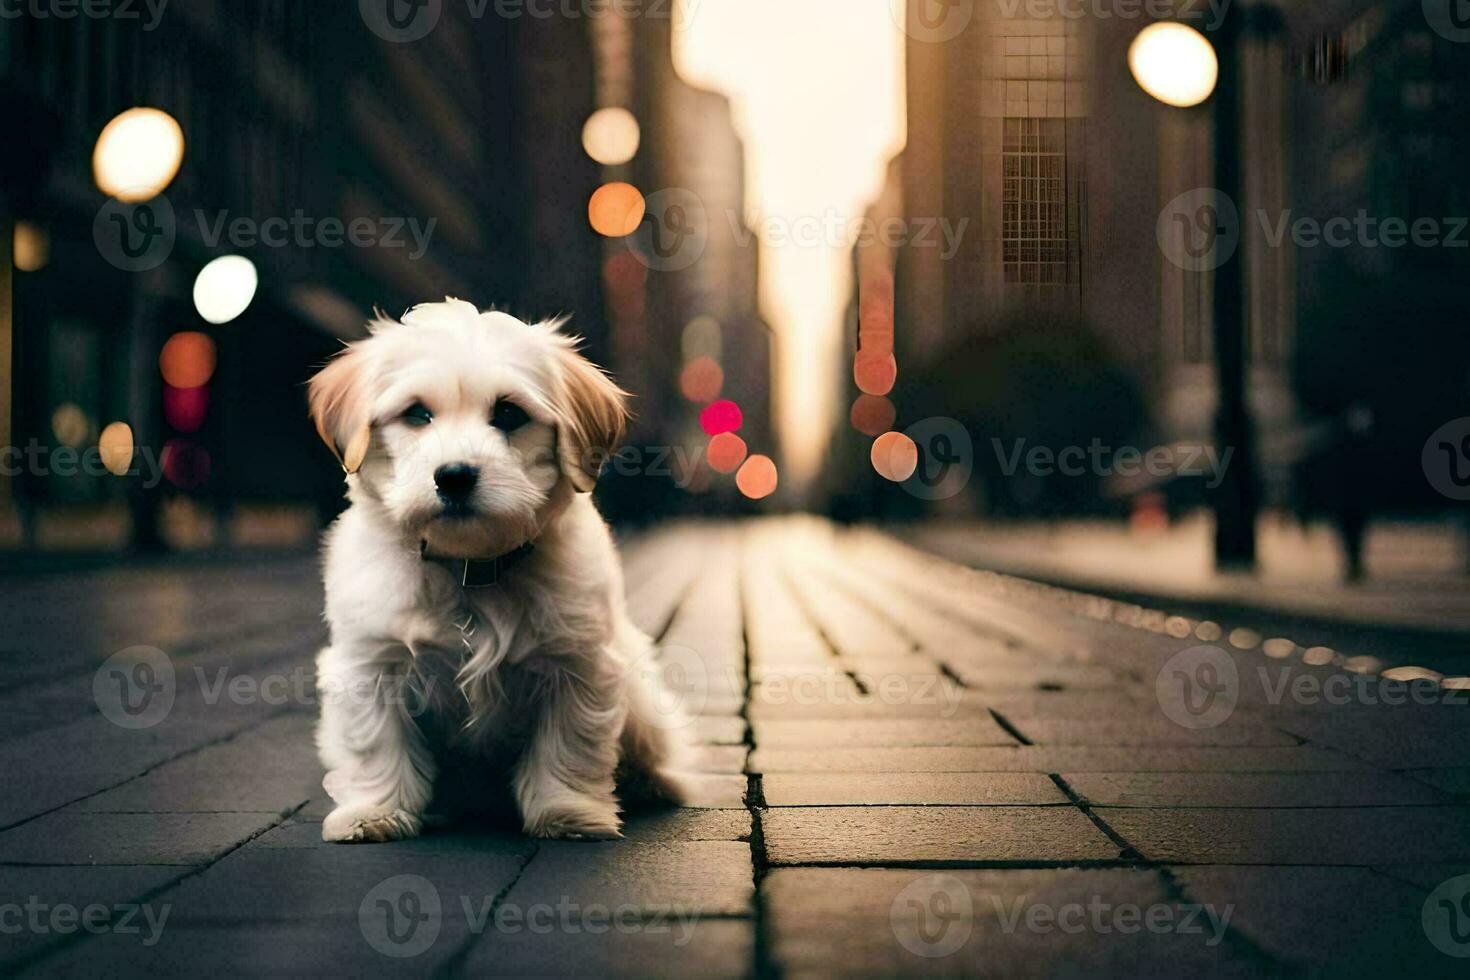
1208 8 1258 570
1130 15 1258 570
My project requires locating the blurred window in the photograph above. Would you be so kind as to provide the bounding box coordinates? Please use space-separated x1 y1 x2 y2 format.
1002 118 1077 294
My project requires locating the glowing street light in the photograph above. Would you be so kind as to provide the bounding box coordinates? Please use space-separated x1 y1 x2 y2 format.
1128 22 1219 108
193 255 258 325
93 107 185 201
582 108 641 166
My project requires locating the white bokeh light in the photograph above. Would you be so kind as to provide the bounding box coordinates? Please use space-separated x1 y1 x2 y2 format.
93 107 185 201
1128 22 1219 108
193 255 259 325
582 107 642 166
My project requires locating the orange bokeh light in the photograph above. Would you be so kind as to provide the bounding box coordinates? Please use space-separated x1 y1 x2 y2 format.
707 432 748 474
680 356 724 403
871 431 918 483
854 349 897 396
849 394 896 437
588 182 646 237
159 332 217 389
736 454 778 500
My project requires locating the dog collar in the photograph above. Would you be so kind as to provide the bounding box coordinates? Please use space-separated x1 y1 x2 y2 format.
421 540 536 589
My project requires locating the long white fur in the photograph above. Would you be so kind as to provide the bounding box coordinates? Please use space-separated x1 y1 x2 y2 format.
309 299 687 843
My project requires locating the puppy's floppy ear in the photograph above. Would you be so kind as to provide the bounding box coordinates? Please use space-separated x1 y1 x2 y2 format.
552 341 629 493
308 346 373 474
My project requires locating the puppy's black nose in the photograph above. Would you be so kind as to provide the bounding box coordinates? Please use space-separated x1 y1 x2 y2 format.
434 463 479 501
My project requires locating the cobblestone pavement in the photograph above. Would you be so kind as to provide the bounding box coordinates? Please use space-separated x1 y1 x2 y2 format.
3 518 1469 977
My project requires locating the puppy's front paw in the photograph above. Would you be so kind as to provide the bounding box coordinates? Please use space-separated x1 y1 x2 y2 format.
524 800 622 841
322 805 423 844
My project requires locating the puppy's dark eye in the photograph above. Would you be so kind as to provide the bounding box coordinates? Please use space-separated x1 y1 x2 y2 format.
401 403 433 427
491 400 530 432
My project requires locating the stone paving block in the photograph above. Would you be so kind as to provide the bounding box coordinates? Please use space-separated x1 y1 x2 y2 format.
693 715 748 745
1173 866 1448 975
32 920 468 977
764 867 1258 977
458 915 753 978
621 809 750 843
1403 768 1470 797
0 865 181 969
162 840 532 924
1100 806 1470 865
505 841 753 917
1001 717 1298 747
747 680 977 720
748 745 1373 774
71 713 320 814
1373 863 1470 890
942 663 1127 691
760 806 1122 865
752 717 1018 748
0 811 285 866
693 745 748 774
678 773 749 809
1063 771 1452 808
761 772 1067 807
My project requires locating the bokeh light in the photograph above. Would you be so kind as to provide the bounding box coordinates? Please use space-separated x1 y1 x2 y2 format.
163 384 210 433
98 422 134 476
707 432 748 474
93 107 185 201
854 350 897 396
849 394 896 437
700 399 743 435
736 454 778 500
193 255 258 325
1128 23 1219 108
51 403 91 448
681 315 723 363
588 182 646 237
582 107 641 166
163 438 211 488
159 332 217 389
680 356 724 403
871 430 918 482
13 222 49 272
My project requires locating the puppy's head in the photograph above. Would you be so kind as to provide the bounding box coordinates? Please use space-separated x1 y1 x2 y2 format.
308 299 627 558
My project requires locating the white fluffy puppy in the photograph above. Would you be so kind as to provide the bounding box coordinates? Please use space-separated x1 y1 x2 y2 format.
308 299 685 843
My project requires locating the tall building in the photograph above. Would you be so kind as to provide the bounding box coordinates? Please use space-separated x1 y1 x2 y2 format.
0 0 607 545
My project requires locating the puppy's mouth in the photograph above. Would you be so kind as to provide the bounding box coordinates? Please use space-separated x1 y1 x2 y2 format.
436 500 478 520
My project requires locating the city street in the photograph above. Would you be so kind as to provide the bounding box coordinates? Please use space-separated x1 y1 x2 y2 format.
2 519 1468 976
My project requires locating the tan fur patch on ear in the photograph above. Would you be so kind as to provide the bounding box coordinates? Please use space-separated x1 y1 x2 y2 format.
308 347 372 474
554 343 630 493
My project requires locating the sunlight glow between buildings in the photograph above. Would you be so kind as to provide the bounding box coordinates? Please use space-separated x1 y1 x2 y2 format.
674 0 906 500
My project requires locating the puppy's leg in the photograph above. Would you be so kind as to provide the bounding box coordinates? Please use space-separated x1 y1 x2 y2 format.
316 644 435 844
513 657 624 840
